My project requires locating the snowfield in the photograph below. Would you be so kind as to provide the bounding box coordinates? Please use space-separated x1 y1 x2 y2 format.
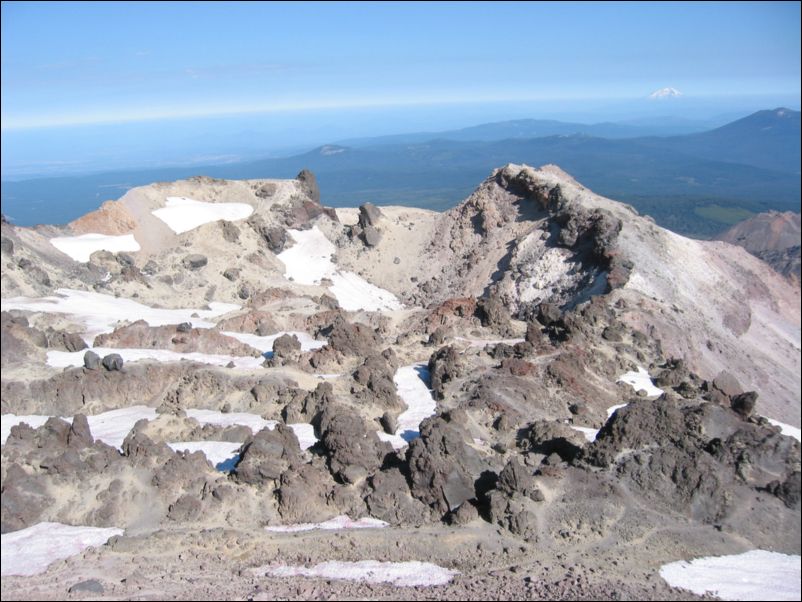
277 227 403 312
377 364 436 450
265 515 388 533
221 330 327 353
46 347 265 370
185 409 318 450
184 409 277 433
617 367 664 397
49 233 140 263
167 441 242 469
260 560 459 587
1 406 156 448
152 197 253 234
767 418 802 442
0 288 239 342
1 522 123 577
659 550 801 601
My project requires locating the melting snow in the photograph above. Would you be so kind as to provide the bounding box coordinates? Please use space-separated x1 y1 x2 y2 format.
767 418 802 442
49 233 140 263
455 336 525 347
659 550 801 601
378 364 436 450
607 403 628 418
288 423 318 450
277 227 402 312
265 515 388 532
0 288 239 342
167 441 242 470
221 330 327 353
1 406 156 448
46 347 264 370
1 522 123 576
571 426 598 443
185 409 277 433
185 409 317 450
152 197 253 234
617 367 664 397
262 560 458 587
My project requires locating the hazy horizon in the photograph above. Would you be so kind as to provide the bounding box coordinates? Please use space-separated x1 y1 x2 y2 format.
2 1 800 180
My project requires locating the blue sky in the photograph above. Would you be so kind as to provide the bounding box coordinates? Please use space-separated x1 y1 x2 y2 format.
2 1 800 130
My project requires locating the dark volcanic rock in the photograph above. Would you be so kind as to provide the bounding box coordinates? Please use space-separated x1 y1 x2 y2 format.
276 463 332 523
266 333 302 367
319 316 380 357
319 408 391 484
220 220 240 243
265 227 288 253
428 345 462 401
365 467 430 526
361 225 382 247
475 294 514 336
235 425 302 485
496 457 543 501
83 350 101 370
406 413 487 515
583 399 801 522
352 353 402 409
731 391 758 418
69 579 105 594
182 254 208 270
527 420 585 461
296 169 320 204
358 203 383 228
484 458 543 538
101 353 124 371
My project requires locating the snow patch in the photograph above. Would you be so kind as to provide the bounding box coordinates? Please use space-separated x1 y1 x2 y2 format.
184 409 317 450
570 426 598 443
1 288 238 342
47 347 265 370
221 330 326 353
455 336 525 348
659 550 801 601
649 87 683 99
265 515 388 533
185 409 277 433
277 227 402 312
378 364 436 450
167 441 242 469
288 423 318 450
152 197 253 234
261 560 458 587
1 522 123 576
50 233 140 263
1 406 156 448
767 418 801 442
617 367 664 397
607 403 629 419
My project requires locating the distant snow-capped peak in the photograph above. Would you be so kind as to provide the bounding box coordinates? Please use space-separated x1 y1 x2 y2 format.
649 87 683 99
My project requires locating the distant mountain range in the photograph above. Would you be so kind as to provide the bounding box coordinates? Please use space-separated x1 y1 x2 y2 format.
2 108 799 237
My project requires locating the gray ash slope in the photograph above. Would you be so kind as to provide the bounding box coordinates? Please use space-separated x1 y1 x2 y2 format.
716 210 801 285
1 164 799 600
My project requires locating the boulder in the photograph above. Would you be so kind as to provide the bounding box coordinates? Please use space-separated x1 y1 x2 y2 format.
83 350 101 370
101 353 124 371
235 425 302 485
319 409 391 484
428 345 462 401
182 254 208 270
731 391 758 418
358 203 383 228
406 413 487 515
